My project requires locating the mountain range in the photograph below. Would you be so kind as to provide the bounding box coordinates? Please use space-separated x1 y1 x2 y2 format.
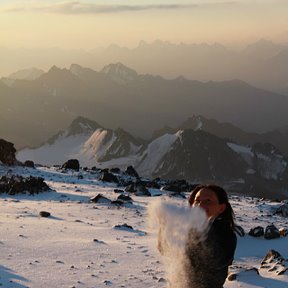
1 62 288 149
17 116 288 199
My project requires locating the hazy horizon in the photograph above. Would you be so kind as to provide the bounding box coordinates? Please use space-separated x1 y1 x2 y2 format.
1 0 288 50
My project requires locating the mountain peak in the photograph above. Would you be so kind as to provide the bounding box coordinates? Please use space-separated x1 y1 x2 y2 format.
8 67 44 80
100 62 138 83
67 116 102 136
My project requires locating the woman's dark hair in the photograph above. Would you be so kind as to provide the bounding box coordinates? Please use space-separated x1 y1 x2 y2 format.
188 184 235 229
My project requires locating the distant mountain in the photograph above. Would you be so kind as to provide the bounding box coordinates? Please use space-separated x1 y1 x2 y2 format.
17 117 288 199
137 129 247 181
17 116 102 166
2 63 288 149
100 62 138 84
2 39 288 92
17 117 144 167
152 115 288 157
8 68 44 80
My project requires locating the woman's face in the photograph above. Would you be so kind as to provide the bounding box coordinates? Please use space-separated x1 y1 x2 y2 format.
192 188 226 218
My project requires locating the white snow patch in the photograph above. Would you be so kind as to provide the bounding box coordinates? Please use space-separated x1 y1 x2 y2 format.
137 132 179 177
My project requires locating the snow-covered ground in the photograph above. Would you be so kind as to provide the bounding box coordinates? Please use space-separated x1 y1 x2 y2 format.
1 165 288 288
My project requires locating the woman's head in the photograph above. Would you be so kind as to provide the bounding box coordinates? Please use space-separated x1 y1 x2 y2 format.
188 184 235 228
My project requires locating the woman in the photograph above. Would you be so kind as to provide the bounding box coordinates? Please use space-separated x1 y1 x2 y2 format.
184 184 237 288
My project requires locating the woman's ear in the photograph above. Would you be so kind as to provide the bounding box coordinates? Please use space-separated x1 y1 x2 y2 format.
218 203 226 215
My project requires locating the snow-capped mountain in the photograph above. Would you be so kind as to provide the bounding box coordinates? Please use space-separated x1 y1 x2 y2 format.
17 116 288 198
78 127 144 167
153 115 288 157
17 118 144 168
137 129 247 181
228 142 288 181
17 116 102 166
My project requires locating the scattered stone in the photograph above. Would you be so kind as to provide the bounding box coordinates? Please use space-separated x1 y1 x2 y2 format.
110 200 125 206
264 224 280 240
227 273 237 281
117 194 133 202
39 211 51 218
275 204 288 217
90 194 111 204
279 228 288 236
0 139 17 165
125 166 139 178
114 189 125 194
0 175 50 195
24 160 35 168
261 249 282 265
248 226 264 237
234 225 245 237
99 170 119 183
110 167 121 174
61 159 80 171
114 223 134 230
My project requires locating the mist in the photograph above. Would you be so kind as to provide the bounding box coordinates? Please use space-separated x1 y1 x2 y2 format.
1 39 288 94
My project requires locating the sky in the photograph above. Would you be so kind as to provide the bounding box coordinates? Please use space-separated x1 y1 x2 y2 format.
0 0 288 49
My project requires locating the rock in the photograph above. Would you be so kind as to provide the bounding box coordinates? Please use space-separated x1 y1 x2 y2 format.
264 224 280 240
24 160 35 168
248 226 264 237
227 273 237 281
125 166 139 178
0 175 50 195
0 139 17 165
117 194 133 202
125 183 136 193
279 228 288 237
114 189 125 194
234 225 245 237
261 249 282 265
275 204 288 217
110 167 121 174
114 223 133 230
39 211 51 217
90 194 111 204
61 159 80 171
99 170 119 183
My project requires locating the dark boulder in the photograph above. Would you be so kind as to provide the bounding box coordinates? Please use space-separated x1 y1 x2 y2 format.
125 166 139 178
90 194 111 204
117 194 133 202
234 225 245 237
0 175 50 195
61 159 80 171
99 170 119 183
125 183 137 193
264 224 280 240
0 139 17 166
39 211 51 217
275 204 288 217
24 160 35 168
110 167 121 174
248 226 264 237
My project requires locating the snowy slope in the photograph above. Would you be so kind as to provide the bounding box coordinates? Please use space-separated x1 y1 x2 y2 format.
0 164 288 288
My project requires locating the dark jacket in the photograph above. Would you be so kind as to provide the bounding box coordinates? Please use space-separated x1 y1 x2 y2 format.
184 217 237 288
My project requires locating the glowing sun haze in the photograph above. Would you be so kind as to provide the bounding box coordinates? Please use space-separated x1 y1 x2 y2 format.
0 0 287 49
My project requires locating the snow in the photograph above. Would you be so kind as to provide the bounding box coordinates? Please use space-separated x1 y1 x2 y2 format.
137 132 178 177
1 165 288 287
17 134 92 166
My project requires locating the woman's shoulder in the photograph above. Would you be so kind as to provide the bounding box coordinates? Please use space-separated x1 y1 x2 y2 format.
209 217 237 242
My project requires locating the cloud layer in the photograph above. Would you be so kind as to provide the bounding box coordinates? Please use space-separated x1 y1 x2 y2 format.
3 1 237 14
